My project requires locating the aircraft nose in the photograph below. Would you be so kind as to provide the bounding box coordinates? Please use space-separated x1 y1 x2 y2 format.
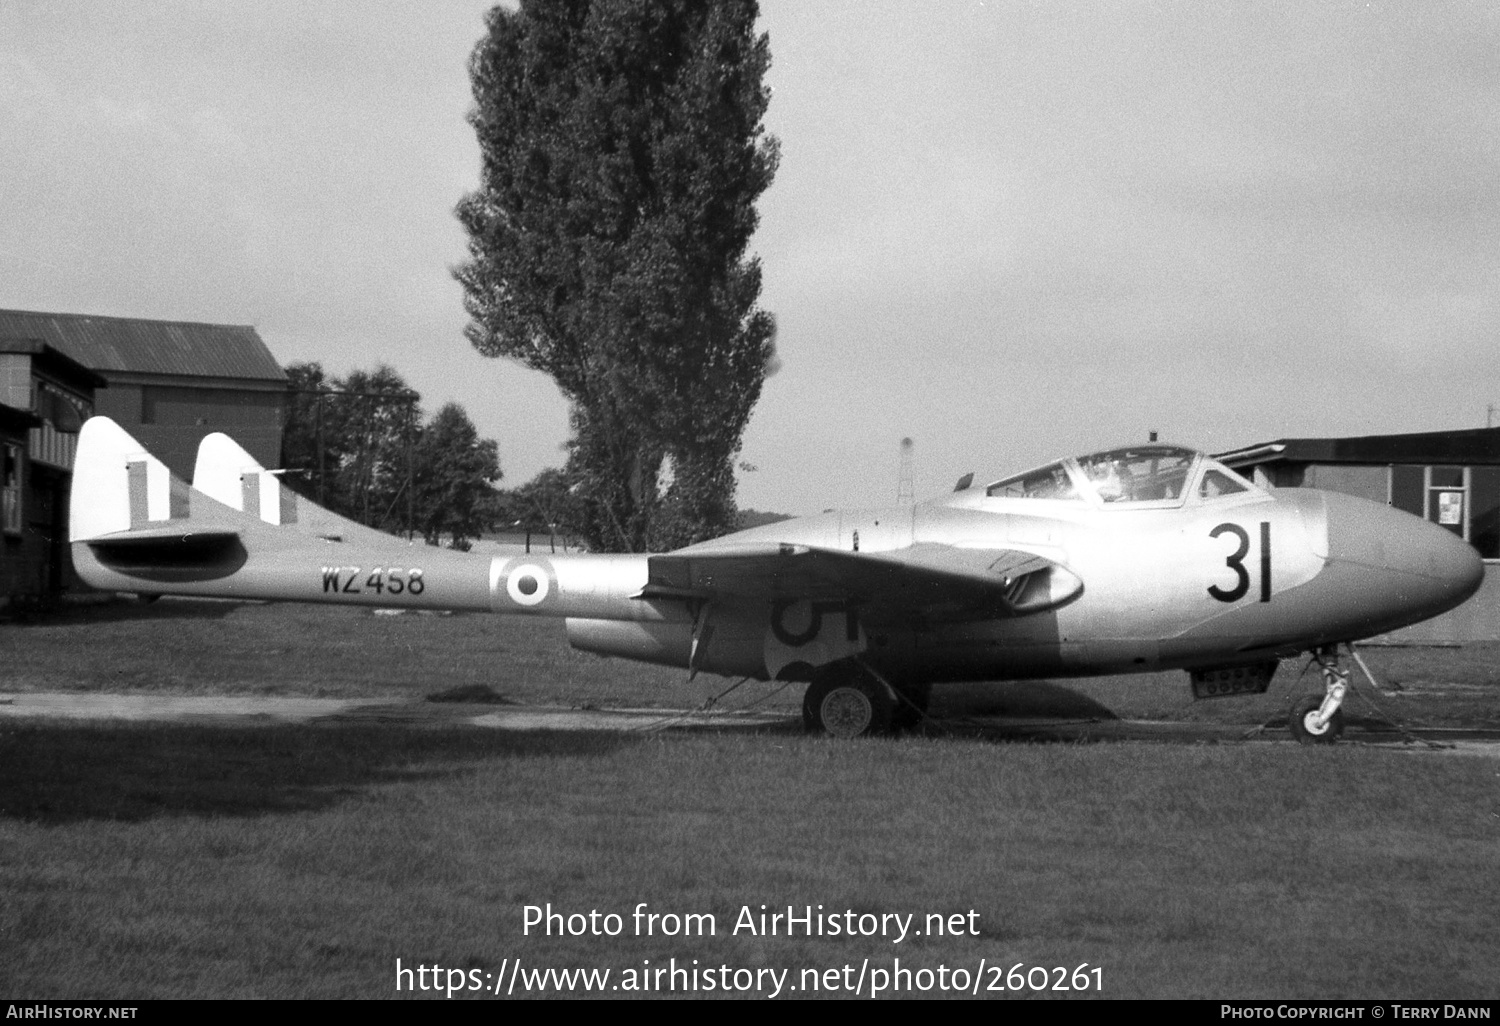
1321 490 1484 629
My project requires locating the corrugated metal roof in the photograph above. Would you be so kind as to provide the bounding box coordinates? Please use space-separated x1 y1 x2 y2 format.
0 309 286 382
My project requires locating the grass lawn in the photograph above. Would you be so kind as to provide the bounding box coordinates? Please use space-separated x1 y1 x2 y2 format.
6 597 1499 728
1 599 702 709
3 724 1498 999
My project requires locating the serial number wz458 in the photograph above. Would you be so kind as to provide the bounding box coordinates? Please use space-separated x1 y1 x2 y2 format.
321 566 425 595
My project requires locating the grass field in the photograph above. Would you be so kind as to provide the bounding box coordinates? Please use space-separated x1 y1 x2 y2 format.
3 599 1500 999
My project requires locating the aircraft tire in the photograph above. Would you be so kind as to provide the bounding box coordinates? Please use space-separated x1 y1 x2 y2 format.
1289 695 1344 745
803 667 894 738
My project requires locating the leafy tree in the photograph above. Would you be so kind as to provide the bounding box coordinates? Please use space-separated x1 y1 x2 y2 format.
280 362 421 532
337 366 422 531
455 0 778 552
283 366 507 544
412 402 502 549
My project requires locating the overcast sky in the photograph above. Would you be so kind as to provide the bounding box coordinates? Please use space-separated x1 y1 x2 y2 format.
3 1 1497 513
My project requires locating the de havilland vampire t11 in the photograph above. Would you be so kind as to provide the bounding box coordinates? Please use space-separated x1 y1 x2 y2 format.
69 416 1483 742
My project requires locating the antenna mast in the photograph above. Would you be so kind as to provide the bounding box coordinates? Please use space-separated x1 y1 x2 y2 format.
897 437 914 505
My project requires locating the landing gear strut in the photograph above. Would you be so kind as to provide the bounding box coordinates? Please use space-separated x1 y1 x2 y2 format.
890 681 931 732
1289 648 1349 745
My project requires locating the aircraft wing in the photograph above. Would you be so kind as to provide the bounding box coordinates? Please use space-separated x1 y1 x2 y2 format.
639 542 1082 618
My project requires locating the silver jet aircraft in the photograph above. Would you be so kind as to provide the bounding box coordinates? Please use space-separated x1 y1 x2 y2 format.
68 417 1482 742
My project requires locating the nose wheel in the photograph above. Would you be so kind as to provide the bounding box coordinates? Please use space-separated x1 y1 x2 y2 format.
1289 693 1345 744
1288 650 1349 745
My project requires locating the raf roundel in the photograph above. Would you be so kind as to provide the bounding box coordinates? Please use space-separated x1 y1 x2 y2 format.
506 563 551 607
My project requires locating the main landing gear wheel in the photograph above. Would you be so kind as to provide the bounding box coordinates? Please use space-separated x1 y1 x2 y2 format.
802 667 894 738
1289 694 1345 745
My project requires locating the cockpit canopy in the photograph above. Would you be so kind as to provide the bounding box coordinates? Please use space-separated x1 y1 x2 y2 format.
985 445 1254 507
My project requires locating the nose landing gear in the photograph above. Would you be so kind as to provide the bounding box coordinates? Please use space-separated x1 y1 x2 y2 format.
1289 647 1349 745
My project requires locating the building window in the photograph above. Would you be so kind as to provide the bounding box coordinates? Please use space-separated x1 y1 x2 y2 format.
2 443 20 534
1428 466 1468 538
1390 464 1500 559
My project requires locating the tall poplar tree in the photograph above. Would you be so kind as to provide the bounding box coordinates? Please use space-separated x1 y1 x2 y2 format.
454 0 778 552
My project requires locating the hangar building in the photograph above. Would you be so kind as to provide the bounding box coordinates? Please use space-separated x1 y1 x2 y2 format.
0 309 286 609
0 309 287 479
1216 427 1500 643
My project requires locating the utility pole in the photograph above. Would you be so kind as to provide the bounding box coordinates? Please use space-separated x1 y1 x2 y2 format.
897 437 914 505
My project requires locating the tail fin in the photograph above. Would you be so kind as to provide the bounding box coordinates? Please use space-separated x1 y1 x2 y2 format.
71 417 195 542
192 432 299 525
192 432 397 544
